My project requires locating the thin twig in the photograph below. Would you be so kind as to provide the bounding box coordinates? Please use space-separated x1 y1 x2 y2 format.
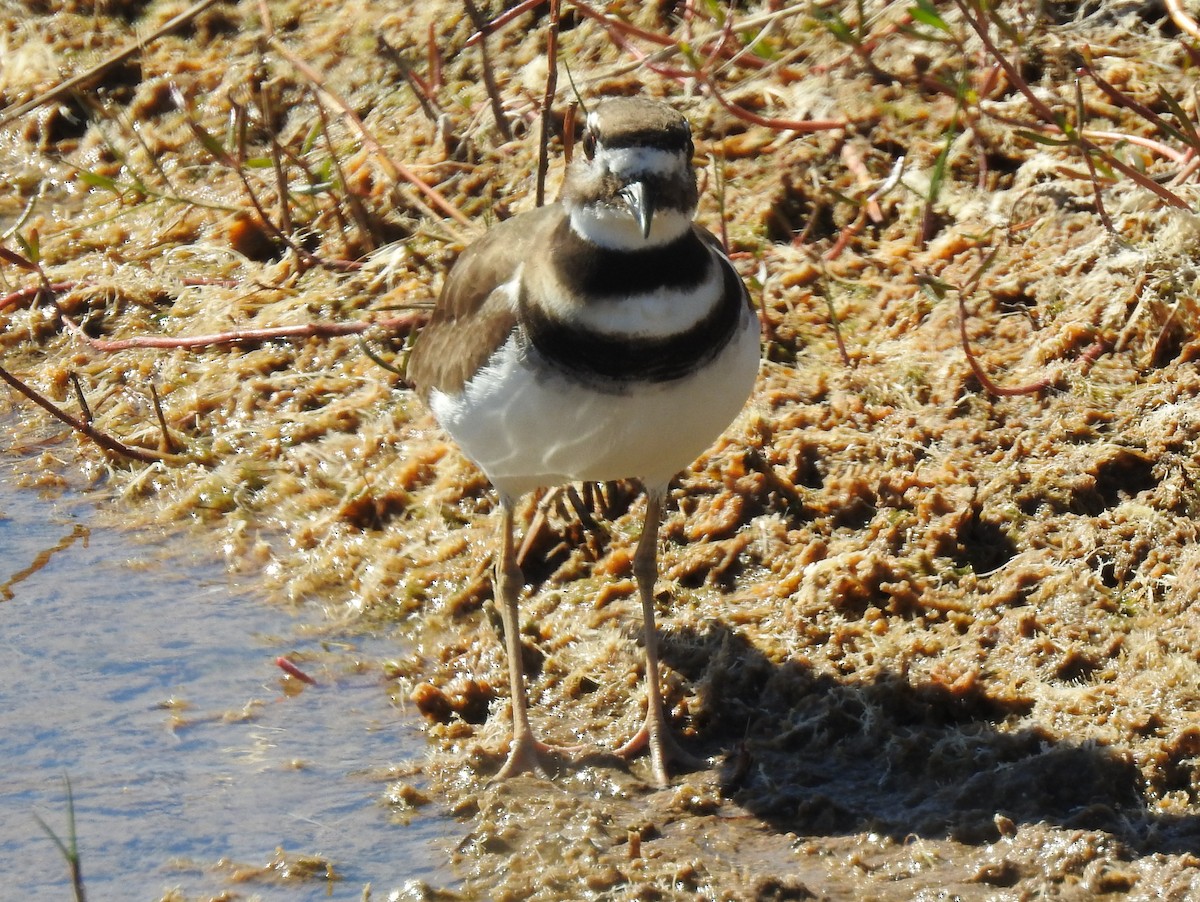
149 382 179 454
69 373 92 424
260 82 294 238
822 289 852 367
1078 54 1200 155
841 144 884 223
1074 78 1116 234
0 0 223 127
954 253 1053 397
1149 301 1183 367
462 0 514 142
536 0 561 207
957 290 1051 396
377 35 442 123
465 0 544 46
825 204 871 261
0 242 54 295
0 363 180 464
270 38 474 232
827 154 904 259
59 311 427 351
309 87 380 252
174 85 323 266
988 112 1191 163
567 0 785 72
701 73 847 133
428 21 443 90
1 188 41 242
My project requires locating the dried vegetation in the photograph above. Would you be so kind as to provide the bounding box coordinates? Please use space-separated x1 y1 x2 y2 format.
4 0 1200 896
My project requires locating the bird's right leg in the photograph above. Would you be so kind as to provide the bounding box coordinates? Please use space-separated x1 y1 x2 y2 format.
493 496 583 778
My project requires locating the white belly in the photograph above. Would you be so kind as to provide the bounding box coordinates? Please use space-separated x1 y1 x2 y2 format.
429 307 760 499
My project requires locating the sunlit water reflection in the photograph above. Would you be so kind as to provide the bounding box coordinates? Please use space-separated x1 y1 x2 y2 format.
0 448 452 899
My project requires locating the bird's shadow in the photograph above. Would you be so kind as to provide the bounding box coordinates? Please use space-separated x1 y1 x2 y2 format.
657 619 1200 856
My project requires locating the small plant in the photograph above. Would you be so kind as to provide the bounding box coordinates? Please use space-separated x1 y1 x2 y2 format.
32 776 87 902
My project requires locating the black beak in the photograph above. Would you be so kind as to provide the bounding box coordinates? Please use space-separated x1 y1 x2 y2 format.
619 181 655 239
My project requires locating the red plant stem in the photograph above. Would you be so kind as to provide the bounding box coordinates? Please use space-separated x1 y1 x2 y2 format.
536 0 561 208
428 21 442 89
1078 57 1193 152
464 0 543 46
602 28 694 82
958 0 1190 209
276 657 318 685
271 40 474 230
0 282 75 311
469 0 778 73
702 74 847 133
958 292 1051 397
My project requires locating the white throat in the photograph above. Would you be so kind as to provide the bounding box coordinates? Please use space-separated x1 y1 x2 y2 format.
568 204 693 250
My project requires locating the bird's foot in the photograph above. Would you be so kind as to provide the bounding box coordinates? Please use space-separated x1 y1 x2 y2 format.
614 718 708 787
493 732 587 781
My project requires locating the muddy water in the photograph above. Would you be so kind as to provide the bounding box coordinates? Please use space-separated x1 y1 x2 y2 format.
0 447 452 898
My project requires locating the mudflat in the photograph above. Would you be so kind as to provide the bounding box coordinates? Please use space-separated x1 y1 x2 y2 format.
3 0 1200 897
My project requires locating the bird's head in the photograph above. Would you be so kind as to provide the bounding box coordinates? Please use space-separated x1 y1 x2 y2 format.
563 97 698 250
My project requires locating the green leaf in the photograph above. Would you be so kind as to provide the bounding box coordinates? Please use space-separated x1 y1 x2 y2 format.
15 231 39 264
186 116 231 162
1158 87 1200 150
76 169 118 191
739 29 780 60
301 121 323 156
927 129 955 206
916 274 950 301
678 40 700 68
909 0 950 32
700 0 725 25
812 6 856 44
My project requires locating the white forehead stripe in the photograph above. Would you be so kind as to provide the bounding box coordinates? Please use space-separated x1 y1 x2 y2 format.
596 145 687 178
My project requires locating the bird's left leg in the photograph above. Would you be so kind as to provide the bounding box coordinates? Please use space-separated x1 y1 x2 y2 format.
613 486 707 786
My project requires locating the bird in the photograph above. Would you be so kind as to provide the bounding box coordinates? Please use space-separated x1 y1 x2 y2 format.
406 96 760 785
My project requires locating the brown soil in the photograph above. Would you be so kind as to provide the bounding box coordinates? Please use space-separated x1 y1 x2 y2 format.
4 0 1200 898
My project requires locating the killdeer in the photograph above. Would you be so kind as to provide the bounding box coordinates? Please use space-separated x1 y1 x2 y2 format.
407 96 760 785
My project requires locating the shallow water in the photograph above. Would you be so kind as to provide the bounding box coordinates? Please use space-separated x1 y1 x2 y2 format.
0 446 452 899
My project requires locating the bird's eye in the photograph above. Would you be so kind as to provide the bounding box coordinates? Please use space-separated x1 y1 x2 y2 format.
582 130 596 160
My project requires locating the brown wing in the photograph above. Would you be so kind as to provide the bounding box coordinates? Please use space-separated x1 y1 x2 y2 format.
407 205 563 400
